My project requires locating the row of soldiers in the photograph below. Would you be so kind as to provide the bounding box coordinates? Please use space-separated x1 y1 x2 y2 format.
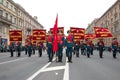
9 30 119 63
9 40 43 57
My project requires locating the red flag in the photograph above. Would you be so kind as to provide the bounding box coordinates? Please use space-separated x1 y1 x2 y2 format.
85 34 96 39
53 14 58 52
94 27 113 38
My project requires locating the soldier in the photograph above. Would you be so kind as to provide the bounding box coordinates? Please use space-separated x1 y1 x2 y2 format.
32 44 36 55
74 40 80 57
27 39 32 57
112 38 118 59
16 42 22 57
97 39 104 58
86 38 91 58
66 30 74 63
90 41 94 55
46 31 53 62
25 42 28 55
57 30 65 62
80 41 86 55
9 42 14 57
37 41 43 57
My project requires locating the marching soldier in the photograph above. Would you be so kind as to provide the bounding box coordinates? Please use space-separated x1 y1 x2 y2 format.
57 30 65 62
90 41 94 55
74 40 80 57
112 38 118 59
66 30 74 63
16 42 22 57
25 42 28 55
97 39 104 58
32 44 36 55
9 42 14 57
46 31 53 62
80 41 86 55
86 38 91 58
27 39 32 57
37 41 43 57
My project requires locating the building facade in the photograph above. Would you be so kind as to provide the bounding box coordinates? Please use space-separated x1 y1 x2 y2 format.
86 0 120 46
95 0 120 46
86 19 98 34
0 0 43 46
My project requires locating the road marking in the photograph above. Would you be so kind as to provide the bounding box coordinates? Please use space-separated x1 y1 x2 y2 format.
41 66 65 72
27 58 56 80
0 57 27 65
63 57 69 80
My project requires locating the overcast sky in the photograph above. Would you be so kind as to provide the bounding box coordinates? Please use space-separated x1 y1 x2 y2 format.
14 0 117 34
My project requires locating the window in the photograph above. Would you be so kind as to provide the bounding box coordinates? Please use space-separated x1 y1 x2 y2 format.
5 13 8 19
0 0 3 3
19 19 21 26
10 15 12 21
11 5 13 10
0 10 3 16
6 1 9 7
14 7 17 12
14 18 16 24
18 11 20 16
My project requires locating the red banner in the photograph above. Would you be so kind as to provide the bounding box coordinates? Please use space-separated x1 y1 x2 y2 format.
85 34 96 39
50 27 64 35
70 27 85 41
9 30 22 41
32 29 46 43
94 27 113 38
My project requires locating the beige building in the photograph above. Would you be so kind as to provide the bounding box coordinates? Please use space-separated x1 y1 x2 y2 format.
85 19 98 45
0 0 43 46
86 19 98 34
95 0 120 46
86 0 120 46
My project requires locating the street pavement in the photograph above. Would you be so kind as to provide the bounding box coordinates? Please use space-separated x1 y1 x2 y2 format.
0 50 120 80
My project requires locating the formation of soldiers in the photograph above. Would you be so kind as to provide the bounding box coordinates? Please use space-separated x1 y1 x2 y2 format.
9 30 120 63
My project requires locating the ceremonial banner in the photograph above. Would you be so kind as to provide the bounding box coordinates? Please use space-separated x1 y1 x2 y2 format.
32 29 46 43
9 30 22 42
53 14 58 52
85 34 96 39
50 27 64 35
70 27 85 41
94 27 113 38
26 35 32 41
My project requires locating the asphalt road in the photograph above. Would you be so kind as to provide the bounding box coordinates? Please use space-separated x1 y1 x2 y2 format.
0 50 120 80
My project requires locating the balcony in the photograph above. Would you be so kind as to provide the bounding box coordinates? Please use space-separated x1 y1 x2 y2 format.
0 15 12 25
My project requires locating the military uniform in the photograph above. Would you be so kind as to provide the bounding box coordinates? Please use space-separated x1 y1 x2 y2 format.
32 44 36 55
66 30 74 63
57 32 65 62
16 42 21 57
37 41 43 57
9 42 14 57
46 31 53 62
90 41 94 55
112 38 118 59
25 43 28 55
27 41 32 57
80 41 86 55
86 39 91 58
74 41 80 57
97 39 104 58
